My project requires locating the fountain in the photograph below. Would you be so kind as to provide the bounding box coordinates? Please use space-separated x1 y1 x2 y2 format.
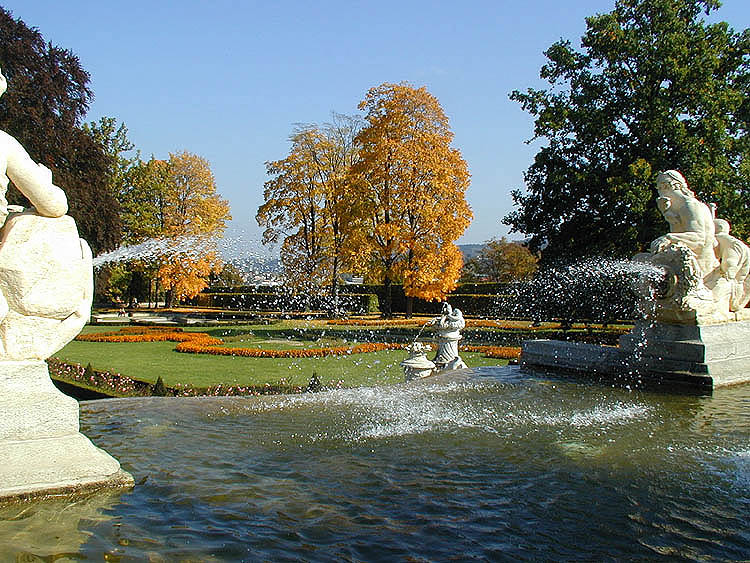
0 62 745 556
0 376 747 559
400 302 467 380
521 170 750 390
0 68 132 503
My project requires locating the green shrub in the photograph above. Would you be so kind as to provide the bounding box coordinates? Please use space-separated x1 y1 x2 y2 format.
152 375 168 396
306 372 323 393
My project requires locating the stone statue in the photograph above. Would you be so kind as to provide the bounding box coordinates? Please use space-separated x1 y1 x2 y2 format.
0 66 92 360
400 341 436 381
714 218 750 311
649 170 718 276
635 169 750 324
0 67 131 503
522 168 750 389
430 302 467 371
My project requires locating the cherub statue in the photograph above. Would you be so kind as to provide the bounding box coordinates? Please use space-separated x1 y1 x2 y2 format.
429 302 467 371
650 170 718 276
0 68 68 225
714 218 750 311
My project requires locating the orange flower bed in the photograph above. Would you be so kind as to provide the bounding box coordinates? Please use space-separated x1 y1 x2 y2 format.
464 345 522 359
174 341 404 358
77 328 403 358
78 328 521 360
77 330 221 345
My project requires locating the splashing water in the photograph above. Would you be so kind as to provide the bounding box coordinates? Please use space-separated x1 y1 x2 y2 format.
502 257 668 323
93 232 281 281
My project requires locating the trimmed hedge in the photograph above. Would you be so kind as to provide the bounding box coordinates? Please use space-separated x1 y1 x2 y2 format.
195 279 635 322
192 292 378 314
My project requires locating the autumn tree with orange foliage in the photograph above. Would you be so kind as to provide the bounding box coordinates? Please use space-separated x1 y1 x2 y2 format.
257 115 363 306
158 151 230 306
157 250 223 304
115 151 231 306
350 83 472 316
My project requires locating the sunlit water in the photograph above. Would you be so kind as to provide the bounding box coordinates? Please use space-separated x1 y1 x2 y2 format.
1 366 748 561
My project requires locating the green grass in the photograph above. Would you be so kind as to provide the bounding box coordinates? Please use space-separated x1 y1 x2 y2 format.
53 325 506 388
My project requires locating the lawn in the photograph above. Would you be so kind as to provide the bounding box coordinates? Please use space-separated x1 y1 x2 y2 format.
53 324 507 388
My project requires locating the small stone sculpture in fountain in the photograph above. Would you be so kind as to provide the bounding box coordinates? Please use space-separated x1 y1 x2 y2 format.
400 341 436 381
0 67 132 503
430 302 467 371
714 218 750 312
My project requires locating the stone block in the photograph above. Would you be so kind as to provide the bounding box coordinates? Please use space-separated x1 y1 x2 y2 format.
0 362 133 504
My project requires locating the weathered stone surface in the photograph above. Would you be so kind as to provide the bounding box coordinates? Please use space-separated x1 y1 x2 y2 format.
620 320 750 387
521 319 750 389
0 213 92 360
401 341 436 380
0 67 129 503
0 362 133 503
0 361 78 441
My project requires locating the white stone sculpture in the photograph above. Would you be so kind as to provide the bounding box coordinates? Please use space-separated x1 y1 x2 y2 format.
634 170 750 324
400 341 436 380
714 218 750 312
0 67 132 503
649 170 718 276
430 302 467 371
522 169 750 389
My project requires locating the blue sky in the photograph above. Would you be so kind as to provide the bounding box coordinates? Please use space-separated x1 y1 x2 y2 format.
4 1 750 253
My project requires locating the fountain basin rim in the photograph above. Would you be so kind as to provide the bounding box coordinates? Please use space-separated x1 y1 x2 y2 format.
0 468 133 507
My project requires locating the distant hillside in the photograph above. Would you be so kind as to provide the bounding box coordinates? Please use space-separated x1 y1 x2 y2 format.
458 244 486 260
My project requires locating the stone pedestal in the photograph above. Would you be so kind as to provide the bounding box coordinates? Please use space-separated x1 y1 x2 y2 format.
0 361 133 504
619 321 750 387
401 342 437 380
520 320 750 391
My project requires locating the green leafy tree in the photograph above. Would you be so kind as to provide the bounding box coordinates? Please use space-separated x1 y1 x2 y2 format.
0 7 121 254
506 0 750 262
209 262 246 288
85 116 139 207
119 158 171 244
463 237 539 283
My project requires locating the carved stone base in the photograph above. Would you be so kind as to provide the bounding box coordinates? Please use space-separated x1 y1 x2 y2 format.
619 321 750 387
520 319 750 391
0 361 133 504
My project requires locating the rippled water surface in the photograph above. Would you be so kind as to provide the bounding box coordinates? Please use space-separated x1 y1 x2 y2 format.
1 366 748 561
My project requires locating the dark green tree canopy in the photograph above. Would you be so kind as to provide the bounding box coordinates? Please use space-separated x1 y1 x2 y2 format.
506 0 750 262
0 7 121 254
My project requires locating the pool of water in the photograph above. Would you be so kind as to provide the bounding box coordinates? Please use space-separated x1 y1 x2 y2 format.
1 366 748 561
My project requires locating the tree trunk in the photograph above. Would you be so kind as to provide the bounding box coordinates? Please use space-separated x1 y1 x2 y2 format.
382 275 393 318
330 256 339 315
405 296 414 318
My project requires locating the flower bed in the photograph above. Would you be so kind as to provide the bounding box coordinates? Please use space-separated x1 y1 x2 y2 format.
74 328 521 362
48 358 312 397
77 328 222 345
76 328 404 358
173 340 404 358
47 358 152 397
463 345 522 360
